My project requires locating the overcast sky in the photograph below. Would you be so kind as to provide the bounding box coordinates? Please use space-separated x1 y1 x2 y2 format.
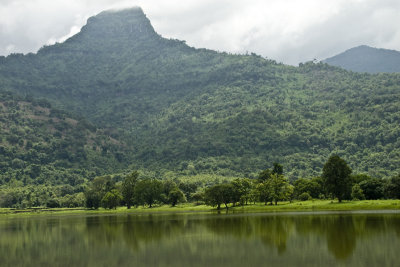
1 0 400 65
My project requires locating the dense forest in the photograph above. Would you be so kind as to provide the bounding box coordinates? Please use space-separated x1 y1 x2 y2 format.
0 8 400 206
1 156 400 209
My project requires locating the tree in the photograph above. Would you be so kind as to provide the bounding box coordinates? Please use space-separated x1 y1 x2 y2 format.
168 188 186 207
385 174 400 199
205 184 234 210
191 191 205 205
101 189 122 209
121 171 139 209
84 175 115 209
322 155 352 202
293 177 323 199
272 163 283 175
351 184 365 200
134 179 163 208
258 169 272 183
268 174 293 205
359 178 384 200
256 182 272 205
85 189 102 209
231 178 252 205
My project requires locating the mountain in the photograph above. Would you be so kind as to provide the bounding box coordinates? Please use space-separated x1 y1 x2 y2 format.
1 8 400 179
324 45 400 73
0 90 130 187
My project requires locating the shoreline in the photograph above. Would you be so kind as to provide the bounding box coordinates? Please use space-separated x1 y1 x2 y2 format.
1 199 400 218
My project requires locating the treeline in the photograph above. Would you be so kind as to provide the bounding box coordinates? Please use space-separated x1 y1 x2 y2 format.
2 155 399 209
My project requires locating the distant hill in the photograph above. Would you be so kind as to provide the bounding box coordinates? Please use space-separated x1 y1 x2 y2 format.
0 8 400 179
324 45 400 73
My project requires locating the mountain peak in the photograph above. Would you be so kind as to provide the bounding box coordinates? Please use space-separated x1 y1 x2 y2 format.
80 7 156 38
324 45 400 73
37 7 158 54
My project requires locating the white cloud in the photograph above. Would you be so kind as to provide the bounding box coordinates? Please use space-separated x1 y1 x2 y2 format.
0 0 400 64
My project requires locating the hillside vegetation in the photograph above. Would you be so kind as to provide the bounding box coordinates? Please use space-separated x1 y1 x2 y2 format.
0 91 130 187
0 8 400 180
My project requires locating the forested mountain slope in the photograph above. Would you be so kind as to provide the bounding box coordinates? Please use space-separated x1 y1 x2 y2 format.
0 91 129 187
1 8 400 179
324 45 400 73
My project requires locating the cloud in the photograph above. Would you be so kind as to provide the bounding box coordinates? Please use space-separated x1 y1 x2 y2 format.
0 0 400 65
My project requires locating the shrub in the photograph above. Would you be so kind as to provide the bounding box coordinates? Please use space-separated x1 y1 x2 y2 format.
299 192 312 201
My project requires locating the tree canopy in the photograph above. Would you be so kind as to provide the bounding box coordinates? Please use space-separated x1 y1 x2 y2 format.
322 155 352 202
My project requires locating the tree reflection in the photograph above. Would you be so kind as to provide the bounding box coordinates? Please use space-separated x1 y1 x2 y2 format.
325 216 356 260
1 212 399 265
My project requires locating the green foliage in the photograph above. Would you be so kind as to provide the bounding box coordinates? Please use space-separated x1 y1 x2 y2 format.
385 174 400 199
231 178 253 205
84 176 116 209
121 171 139 209
351 184 365 200
268 174 293 205
258 169 272 183
358 178 384 200
205 183 234 210
101 189 123 209
0 91 129 189
322 155 353 202
190 191 205 205
293 177 323 199
0 10 399 181
167 188 186 207
134 179 163 207
272 163 283 175
299 192 312 201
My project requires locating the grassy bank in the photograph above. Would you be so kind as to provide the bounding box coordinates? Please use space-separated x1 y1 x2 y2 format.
1 199 400 217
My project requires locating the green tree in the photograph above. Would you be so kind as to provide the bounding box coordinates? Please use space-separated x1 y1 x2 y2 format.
134 179 163 208
385 174 400 199
84 176 115 209
322 155 352 202
293 177 323 199
258 169 272 183
168 188 186 207
272 163 283 175
101 189 122 209
231 178 252 205
359 178 384 200
85 189 102 209
190 191 205 205
256 182 272 205
205 184 234 210
268 173 293 205
121 171 139 209
351 184 365 200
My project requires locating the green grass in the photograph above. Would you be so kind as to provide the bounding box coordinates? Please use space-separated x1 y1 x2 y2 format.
229 199 400 212
1 200 400 217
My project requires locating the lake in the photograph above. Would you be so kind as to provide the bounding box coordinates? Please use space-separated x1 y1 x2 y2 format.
0 211 399 266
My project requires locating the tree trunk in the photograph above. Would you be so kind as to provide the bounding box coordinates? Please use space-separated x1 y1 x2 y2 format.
217 203 221 210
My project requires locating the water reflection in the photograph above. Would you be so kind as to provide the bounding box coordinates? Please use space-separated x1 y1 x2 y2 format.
0 212 399 266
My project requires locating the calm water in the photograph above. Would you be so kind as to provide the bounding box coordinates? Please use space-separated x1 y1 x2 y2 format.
0 211 399 266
